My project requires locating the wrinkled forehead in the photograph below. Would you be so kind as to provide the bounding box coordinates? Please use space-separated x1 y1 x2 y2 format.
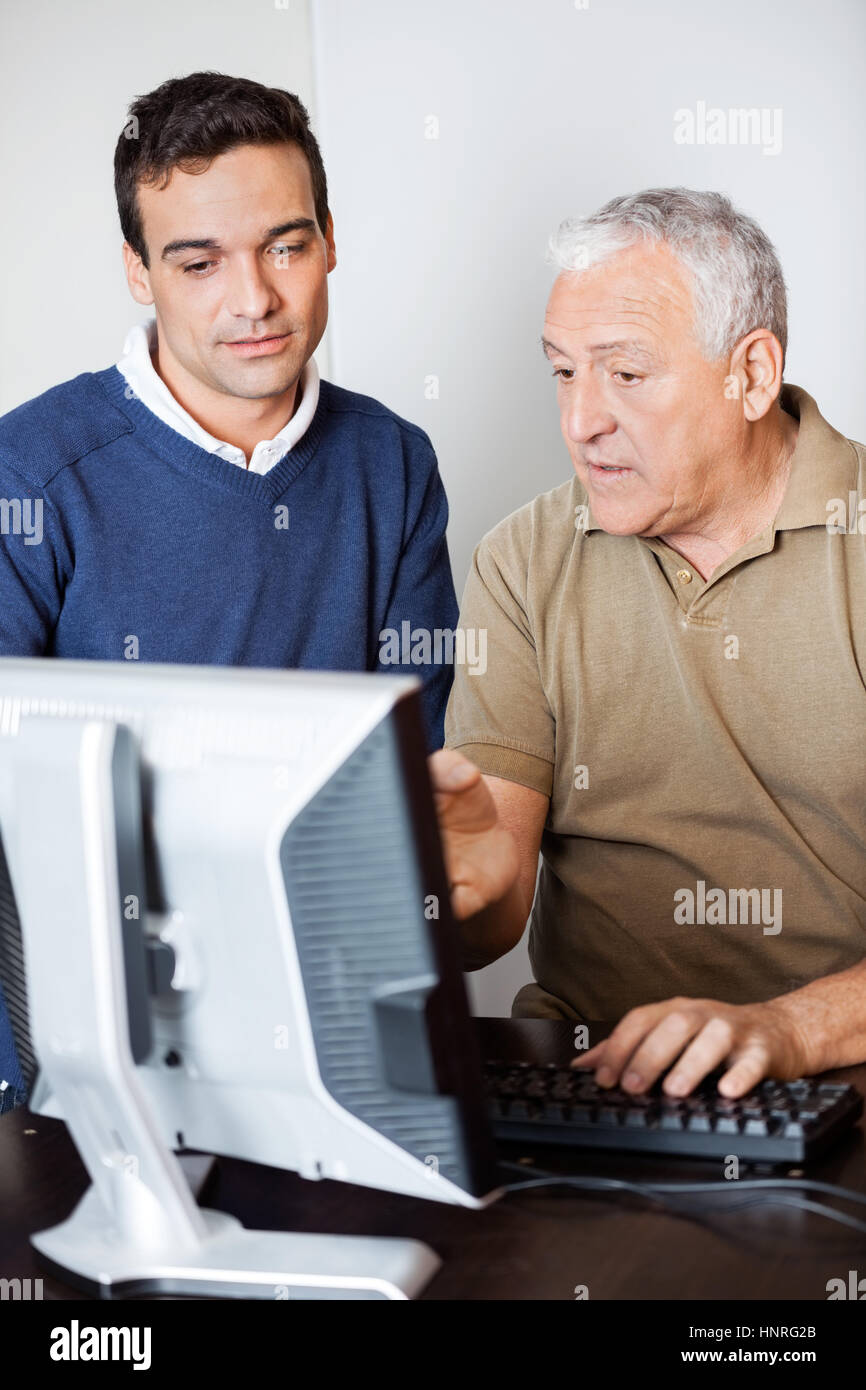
544 242 696 352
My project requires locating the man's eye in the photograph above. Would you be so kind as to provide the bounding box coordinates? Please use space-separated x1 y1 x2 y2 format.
614 371 641 384
552 367 574 381
182 245 303 276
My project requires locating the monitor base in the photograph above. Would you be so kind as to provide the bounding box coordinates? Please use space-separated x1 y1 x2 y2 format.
33 1185 441 1300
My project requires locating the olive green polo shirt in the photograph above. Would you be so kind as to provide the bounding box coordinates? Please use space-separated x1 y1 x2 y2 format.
444 384 866 1022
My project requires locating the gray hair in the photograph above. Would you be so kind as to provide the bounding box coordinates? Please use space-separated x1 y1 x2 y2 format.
547 188 788 368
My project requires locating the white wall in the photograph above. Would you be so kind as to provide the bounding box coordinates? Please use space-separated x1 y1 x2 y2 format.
0 0 325 412
312 0 866 1015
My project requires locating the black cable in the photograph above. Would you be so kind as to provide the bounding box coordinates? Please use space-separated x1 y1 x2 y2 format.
499 1162 866 1238
500 1166 724 1235
619 1176 866 1207
500 1161 866 1208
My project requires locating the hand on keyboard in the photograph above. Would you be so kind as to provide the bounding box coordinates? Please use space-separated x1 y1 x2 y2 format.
571 995 812 1099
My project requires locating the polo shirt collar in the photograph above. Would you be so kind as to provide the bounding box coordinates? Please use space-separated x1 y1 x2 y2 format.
770 384 858 532
578 383 858 537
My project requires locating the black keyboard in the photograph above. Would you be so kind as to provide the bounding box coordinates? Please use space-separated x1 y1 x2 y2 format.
485 1060 864 1163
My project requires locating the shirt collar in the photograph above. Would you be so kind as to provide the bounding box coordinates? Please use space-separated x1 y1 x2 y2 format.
115 318 320 464
577 383 859 536
769 384 859 531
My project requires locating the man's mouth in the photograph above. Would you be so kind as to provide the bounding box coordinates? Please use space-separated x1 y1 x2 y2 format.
223 332 293 357
586 461 632 479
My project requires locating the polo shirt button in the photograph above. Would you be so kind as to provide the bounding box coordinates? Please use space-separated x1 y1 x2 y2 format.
676 568 693 584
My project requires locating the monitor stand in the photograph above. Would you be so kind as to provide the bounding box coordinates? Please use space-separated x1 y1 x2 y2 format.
7 714 440 1300
33 1188 441 1301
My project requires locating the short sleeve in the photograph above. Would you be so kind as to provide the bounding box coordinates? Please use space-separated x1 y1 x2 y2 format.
444 520 555 797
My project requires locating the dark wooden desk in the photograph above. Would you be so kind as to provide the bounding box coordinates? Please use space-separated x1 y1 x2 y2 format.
1 1019 864 1301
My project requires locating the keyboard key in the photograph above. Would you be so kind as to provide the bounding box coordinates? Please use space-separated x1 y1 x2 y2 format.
598 1106 623 1126
744 1118 770 1136
624 1109 650 1128
796 1110 820 1128
508 1099 539 1120
687 1114 712 1132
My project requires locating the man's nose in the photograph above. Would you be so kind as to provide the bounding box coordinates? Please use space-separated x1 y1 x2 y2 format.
224 254 282 325
565 373 617 445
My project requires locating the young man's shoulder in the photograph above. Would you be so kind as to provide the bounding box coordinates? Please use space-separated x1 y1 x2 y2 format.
320 378 435 453
0 368 129 487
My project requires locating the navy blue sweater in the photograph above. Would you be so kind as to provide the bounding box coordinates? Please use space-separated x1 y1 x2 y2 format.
0 365 459 1096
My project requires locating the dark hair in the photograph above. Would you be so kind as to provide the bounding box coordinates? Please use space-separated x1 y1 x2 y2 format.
114 71 329 268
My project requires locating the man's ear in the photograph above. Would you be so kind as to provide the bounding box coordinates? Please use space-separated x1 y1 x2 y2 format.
728 329 784 422
324 211 337 274
122 241 155 308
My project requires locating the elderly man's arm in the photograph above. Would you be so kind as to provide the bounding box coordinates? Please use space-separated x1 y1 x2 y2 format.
428 748 547 970
571 961 866 1099
428 748 866 1095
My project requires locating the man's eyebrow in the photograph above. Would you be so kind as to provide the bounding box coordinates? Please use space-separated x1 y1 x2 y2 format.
589 340 657 362
160 218 317 261
542 332 656 361
541 336 657 364
541 337 566 358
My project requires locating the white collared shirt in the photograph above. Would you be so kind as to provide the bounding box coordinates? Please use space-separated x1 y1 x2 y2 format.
115 319 320 475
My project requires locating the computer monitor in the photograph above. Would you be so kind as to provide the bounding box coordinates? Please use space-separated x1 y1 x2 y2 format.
0 656 501 1300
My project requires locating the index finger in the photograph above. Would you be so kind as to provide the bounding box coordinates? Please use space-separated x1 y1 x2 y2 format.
586 1003 672 1086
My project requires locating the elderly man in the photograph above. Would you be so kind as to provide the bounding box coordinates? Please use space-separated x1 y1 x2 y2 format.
431 187 866 1100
